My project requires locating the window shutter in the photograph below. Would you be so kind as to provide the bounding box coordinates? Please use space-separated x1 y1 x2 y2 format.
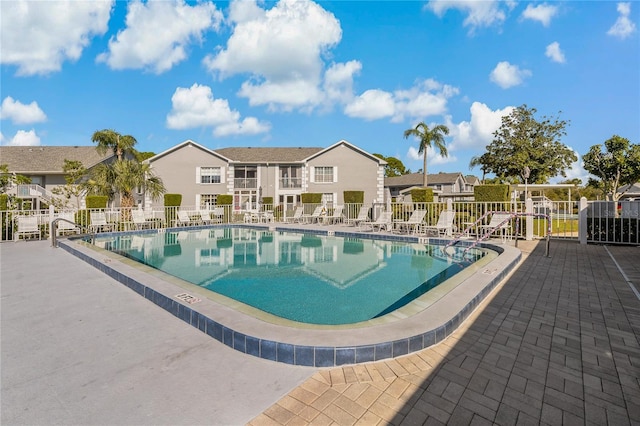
333 166 338 183
195 194 201 208
220 167 225 184
310 166 315 183
196 167 201 184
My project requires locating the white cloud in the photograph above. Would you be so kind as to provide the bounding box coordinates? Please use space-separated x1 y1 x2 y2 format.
97 0 222 74
345 79 459 122
323 61 362 105
545 42 566 63
166 83 270 137
425 0 516 34
446 102 514 151
607 2 637 39
344 90 395 121
490 61 532 89
2 130 41 146
0 97 47 124
0 0 112 76
203 0 343 111
521 3 558 27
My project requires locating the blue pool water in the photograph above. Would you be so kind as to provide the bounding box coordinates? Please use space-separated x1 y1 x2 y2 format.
94 227 484 325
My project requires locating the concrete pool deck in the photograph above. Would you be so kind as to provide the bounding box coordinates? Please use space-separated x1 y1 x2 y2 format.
2 231 639 424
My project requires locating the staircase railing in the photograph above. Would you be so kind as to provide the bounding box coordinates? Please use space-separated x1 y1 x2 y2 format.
16 184 54 203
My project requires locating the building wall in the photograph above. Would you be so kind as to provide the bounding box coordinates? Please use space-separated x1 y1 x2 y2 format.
148 143 228 209
306 143 383 205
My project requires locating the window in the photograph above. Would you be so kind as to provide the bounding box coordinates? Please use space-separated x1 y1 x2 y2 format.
314 166 334 183
322 193 334 207
200 194 218 209
200 167 221 184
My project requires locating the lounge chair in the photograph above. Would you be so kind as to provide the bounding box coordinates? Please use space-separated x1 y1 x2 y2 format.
359 211 393 232
89 211 115 233
345 206 370 227
302 206 324 224
424 210 456 237
478 212 513 241
199 210 214 225
211 207 225 223
175 211 200 227
286 206 304 223
14 215 41 241
56 212 81 236
132 209 151 230
394 210 427 234
325 205 344 224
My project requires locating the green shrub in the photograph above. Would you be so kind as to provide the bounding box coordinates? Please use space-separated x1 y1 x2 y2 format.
86 195 108 209
474 185 509 201
410 188 434 203
217 194 233 205
301 193 322 204
164 194 182 207
343 191 364 204
0 194 9 211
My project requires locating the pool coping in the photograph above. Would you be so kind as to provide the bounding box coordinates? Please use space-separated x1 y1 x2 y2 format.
59 225 522 367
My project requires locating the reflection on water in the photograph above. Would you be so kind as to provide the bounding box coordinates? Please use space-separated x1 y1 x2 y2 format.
95 228 484 325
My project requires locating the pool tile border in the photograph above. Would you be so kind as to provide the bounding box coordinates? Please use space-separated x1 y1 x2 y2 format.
60 226 520 366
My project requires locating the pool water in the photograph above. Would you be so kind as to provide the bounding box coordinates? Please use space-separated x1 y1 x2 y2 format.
94 228 484 325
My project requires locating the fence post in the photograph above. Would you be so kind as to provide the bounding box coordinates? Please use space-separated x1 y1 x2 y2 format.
525 197 533 241
579 197 588 245
48 205 55 242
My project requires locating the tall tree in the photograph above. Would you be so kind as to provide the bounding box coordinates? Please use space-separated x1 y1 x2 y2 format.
373 153 409 177
479 105 575 184
91 129 137 161
85 159 166 212
469 153 491 183
403 122 449 186
582 135 640 201
51 159 87 209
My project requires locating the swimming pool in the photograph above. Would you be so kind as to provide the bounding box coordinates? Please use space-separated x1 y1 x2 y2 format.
93 227 485 325
63 225 521 366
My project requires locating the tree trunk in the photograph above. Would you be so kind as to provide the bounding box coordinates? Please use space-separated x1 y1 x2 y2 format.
422 150 428 187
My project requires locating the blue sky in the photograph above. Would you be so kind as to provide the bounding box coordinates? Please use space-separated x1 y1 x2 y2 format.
1 0 638 183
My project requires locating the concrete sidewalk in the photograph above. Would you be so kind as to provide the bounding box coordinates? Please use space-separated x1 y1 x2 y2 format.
250 241 640 425
1 240 316 425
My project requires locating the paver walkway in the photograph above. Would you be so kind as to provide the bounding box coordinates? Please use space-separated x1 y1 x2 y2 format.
250 241 640 425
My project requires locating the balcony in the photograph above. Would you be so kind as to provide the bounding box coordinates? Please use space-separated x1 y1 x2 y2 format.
234 178 257 189
279 178 302 189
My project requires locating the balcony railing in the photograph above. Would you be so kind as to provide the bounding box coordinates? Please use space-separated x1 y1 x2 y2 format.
279 178 302 189
234 178 257 189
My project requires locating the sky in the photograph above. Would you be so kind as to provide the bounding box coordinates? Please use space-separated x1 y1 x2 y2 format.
1 0 638 183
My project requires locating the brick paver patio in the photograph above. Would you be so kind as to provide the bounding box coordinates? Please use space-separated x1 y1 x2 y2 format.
250 241 640 425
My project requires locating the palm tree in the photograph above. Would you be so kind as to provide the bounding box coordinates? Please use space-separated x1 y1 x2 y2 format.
91 129 137 161
469 153 491 184
403 122 449 187
85 159 165 218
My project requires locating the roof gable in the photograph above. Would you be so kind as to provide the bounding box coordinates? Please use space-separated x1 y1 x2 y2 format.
146 140 230 163
304 140 386 164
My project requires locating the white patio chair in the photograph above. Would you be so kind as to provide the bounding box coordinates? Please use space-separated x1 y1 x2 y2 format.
285 206 304 223
302 206 323 224
56 212 81 236
424 210 456 237
199 210 213 225
14 215 41 241
359 211 393 232
478 213 513 241
345 206 370 227
132 209 151 230
175 211 200 227
394 210 427 234
211 207 225 223
89 211 115 233
326 205 344 224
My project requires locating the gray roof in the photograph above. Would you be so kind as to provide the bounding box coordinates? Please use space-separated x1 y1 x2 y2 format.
0 146 114 174
385 172 464 187
213 147 323 163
